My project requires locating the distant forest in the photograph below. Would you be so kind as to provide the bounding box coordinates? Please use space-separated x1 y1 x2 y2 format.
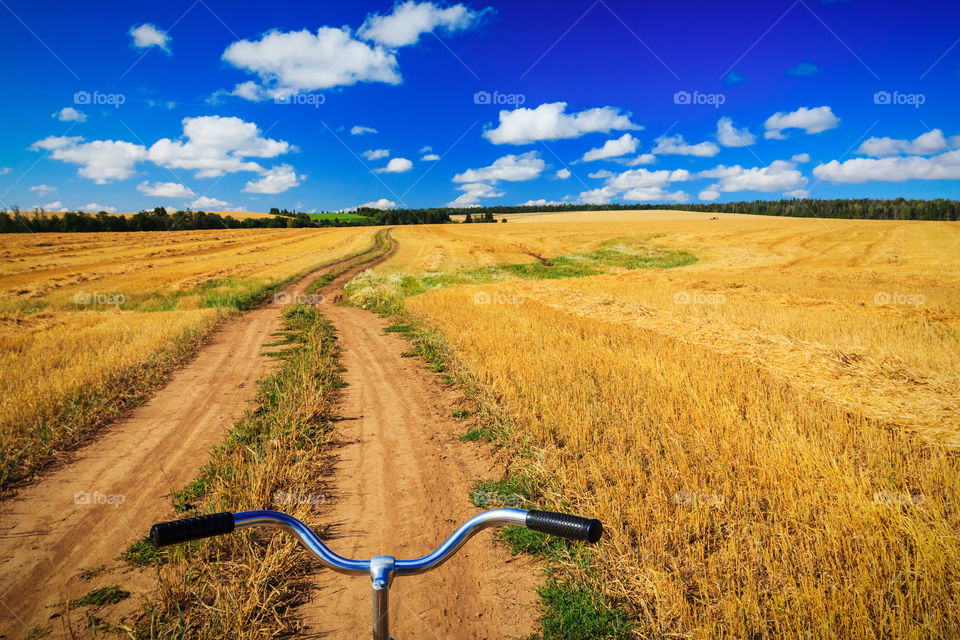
1 197 957 233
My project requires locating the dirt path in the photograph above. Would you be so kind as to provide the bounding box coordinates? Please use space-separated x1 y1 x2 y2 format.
298 266 537 637
0 236 389 638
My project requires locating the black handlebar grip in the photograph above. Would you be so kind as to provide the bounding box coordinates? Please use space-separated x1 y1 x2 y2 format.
525 510 603 543
150 512 235 547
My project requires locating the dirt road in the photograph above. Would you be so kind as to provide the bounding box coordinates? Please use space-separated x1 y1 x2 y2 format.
0 237 388 638
299 286 537 638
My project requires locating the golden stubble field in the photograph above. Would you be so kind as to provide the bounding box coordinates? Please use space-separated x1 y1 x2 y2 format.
0 227 375 486
383 211 960 637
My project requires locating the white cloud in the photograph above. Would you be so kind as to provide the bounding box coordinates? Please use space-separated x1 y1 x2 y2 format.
699 160 807 192
421 153 440 161
621 187 690 203
627 154 656 166
579 167 690 204
190 196 230 209
137 181 196 198
31 136 147 183
351 125 378 135
53 107 87 122
223 27 399 98
698 188 720 201
243 164 304 194
652 134 720 157
784 189 810 198
357 1 485 48
362 148 390 160
129 24 171 53
419 145 433 153
588 169 613 179
483 101 641 145
357 198 398 209
148 116 291 178
81 203 117 213
453 151 545 183
716 117 756 147
376 157 413 173
30 184 56 194
39 201 65 211
521 198 564 206
791 153 811 163
606 168 690 191
764 106 839 139
855 129 954 157
579 186 618 205
556 168 571 179
812 151 960 183
579 133 639 162
449 182 502 206
0 167 10 175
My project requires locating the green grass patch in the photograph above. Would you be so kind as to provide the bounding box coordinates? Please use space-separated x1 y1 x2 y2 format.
530 580 632 640
452 408 470 419
123 537 167 568
383 324 414 333
304 212 369 222
70 586 130 607
458 427 490 442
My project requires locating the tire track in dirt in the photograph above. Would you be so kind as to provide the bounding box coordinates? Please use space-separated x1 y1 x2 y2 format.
0 233 390 639
298 236 538 639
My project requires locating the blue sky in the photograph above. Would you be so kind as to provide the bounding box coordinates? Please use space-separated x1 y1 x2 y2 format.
1 0 959 213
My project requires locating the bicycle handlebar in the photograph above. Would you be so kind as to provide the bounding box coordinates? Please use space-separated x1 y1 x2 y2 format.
150 508 602 575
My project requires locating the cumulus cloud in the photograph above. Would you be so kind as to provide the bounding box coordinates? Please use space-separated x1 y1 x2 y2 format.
449 182 503 206
652 134 720 157
129 23 171 53
521 198 564 206
580 133 639 162
855 129 956 157
453 151 545 183
137 181 196 198
81 203 117 213
357 198 397 209
243 164 304 194
556 168 571 179
483 101 641 145
792 153 811 163
421 153 440 161
627 154 656 165
30 136 146 183
376 157 413 173
357 1 486 47
716 117 756 147
30 184 56 194
588 169 613 179
764 106 839 139
579 167 690 204
362 148 390 160
351 125 378 135
190 196 230 209
784 189 810 198
53 107 86 122
148 115 291 178
812 151 960 183
40 201 66 212
699 160 807 192
698 188 720 201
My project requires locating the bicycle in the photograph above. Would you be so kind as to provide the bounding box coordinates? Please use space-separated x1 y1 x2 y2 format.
151 507 603 640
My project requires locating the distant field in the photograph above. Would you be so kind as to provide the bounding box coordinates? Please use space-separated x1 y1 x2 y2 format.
352 211 960 637
306 212 370 222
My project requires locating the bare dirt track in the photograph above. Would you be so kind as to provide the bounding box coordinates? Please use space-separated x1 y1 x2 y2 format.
299 301 538 639
0 238 391 638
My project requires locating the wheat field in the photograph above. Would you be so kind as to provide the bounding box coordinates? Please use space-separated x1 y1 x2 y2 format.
380 211 960 637
0 227 374 486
